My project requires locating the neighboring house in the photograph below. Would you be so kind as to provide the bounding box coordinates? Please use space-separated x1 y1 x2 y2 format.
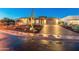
61 16 79 25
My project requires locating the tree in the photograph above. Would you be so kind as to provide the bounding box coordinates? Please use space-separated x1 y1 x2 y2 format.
0 18 15 25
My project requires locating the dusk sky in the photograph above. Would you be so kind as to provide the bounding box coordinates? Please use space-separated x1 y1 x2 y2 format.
0 8 79 19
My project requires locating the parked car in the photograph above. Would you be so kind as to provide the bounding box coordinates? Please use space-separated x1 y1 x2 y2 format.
71 25 79 32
